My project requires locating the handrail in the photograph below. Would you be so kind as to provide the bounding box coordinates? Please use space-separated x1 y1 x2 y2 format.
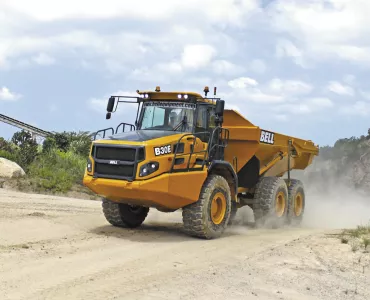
169 126 230 173
93 127 114 140
169 131 211 173
93 122 135 141
115 122 135 134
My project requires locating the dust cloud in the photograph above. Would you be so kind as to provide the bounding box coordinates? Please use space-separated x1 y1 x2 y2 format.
302 185 370 229
228 177 370 232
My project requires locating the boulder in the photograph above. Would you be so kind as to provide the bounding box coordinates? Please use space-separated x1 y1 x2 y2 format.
0 158 26 178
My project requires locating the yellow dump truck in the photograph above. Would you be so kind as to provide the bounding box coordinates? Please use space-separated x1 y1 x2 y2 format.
83 86 319 239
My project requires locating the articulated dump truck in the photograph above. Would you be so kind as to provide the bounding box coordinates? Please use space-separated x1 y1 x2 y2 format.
83 86 319 239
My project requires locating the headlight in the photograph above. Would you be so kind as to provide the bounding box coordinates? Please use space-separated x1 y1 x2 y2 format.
87 158 93 172
139 162 159 177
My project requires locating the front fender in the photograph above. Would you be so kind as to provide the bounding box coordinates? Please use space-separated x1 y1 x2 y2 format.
208 160 238 196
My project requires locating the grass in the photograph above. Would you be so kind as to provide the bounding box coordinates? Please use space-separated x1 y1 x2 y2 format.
339 223 370 253
26 149 87 193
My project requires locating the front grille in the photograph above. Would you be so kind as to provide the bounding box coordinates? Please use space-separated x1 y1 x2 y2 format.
92 145 145 180
95 163 134 177
96 147 136 161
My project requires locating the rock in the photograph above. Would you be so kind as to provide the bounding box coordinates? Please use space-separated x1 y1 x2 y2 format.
0 158 26 178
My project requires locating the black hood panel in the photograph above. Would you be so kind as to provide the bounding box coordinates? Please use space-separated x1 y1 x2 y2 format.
103 130 179 142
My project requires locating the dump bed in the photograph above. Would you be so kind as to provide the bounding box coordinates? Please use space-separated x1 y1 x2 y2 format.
222 109 319 179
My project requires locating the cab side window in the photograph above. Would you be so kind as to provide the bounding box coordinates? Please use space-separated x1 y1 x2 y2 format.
209 106 216 130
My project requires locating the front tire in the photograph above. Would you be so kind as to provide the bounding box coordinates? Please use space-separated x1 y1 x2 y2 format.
102 198 149 228
182 174 232 239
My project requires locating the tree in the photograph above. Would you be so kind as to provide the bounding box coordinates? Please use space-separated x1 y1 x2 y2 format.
11 130 38 170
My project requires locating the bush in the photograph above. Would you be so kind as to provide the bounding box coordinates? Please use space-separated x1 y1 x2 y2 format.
0 137 13 152
10 130 39 171
0 149 17 162
28 149 87 193
42 131 92 157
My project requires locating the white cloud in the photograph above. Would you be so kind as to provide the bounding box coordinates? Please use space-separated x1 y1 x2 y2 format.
267 78 313 95
181 44 216 70
228 77 258 89
272 97 333 115
32 53 55 66
226 76 315 106
327 81 354 96
0 87 22 101
307 97 334 108
275 39 308 67
212 60 244 76
269 1 370 65
0 0 262 74
1 0 260 25
339 101 370 116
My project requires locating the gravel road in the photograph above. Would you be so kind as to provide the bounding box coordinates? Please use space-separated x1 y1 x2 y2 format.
0 190 369 300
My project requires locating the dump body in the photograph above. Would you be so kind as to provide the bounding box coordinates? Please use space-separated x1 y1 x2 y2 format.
222 109 319 193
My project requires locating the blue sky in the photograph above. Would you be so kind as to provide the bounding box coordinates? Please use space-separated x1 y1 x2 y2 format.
1 0 370 147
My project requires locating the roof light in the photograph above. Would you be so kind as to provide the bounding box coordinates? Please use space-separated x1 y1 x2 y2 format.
144 94 149 98
184 94 188 99
177 94 182 99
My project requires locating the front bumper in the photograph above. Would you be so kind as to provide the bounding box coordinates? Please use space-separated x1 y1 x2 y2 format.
83 171 207 210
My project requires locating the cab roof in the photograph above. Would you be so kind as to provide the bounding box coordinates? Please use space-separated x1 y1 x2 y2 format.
136 89 217 105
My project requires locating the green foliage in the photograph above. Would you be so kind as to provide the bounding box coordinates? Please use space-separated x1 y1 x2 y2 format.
28 149 86 193
0 149 17 161
42 131 92 157
0 137 13 152
10 130 39 171
42 136 57 153
318 128 370 162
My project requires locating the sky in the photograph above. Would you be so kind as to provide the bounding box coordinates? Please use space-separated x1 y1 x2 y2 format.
1 0 370 147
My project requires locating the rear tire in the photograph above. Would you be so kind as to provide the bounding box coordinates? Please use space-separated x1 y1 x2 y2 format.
182 174 232 239
253 176 288 228
102 198 149 228
285 179 305 226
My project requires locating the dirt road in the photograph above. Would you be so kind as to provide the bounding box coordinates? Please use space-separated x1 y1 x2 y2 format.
0 190 369 300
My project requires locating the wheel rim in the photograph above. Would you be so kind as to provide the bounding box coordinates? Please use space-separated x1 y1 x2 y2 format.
294 193 303 216
211 192 226 225
275 191 286 217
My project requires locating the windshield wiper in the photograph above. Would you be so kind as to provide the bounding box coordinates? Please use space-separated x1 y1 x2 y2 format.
173 115 188 131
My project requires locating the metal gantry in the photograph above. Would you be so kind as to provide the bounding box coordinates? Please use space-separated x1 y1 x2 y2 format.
0 113 51 140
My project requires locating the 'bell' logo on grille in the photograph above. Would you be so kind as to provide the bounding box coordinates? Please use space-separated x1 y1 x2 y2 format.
109 160 118 165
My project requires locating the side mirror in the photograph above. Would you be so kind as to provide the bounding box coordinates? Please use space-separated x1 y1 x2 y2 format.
107 96 115 113
215 100 225 116
106 112 111 120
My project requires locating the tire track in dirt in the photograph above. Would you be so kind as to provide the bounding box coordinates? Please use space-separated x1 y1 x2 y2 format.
0 190 368 300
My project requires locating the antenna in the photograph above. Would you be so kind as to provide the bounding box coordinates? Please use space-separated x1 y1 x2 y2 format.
214 87 217 96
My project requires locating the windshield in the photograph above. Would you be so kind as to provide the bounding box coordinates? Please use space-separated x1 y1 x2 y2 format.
139 101 195 132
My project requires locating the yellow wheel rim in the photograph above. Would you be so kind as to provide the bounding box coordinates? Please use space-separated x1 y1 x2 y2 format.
211 192 226 225
275 191 286 217
294 192 303 216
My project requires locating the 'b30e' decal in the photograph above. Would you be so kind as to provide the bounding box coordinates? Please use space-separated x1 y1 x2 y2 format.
154 145 172 156
260 130 275 145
